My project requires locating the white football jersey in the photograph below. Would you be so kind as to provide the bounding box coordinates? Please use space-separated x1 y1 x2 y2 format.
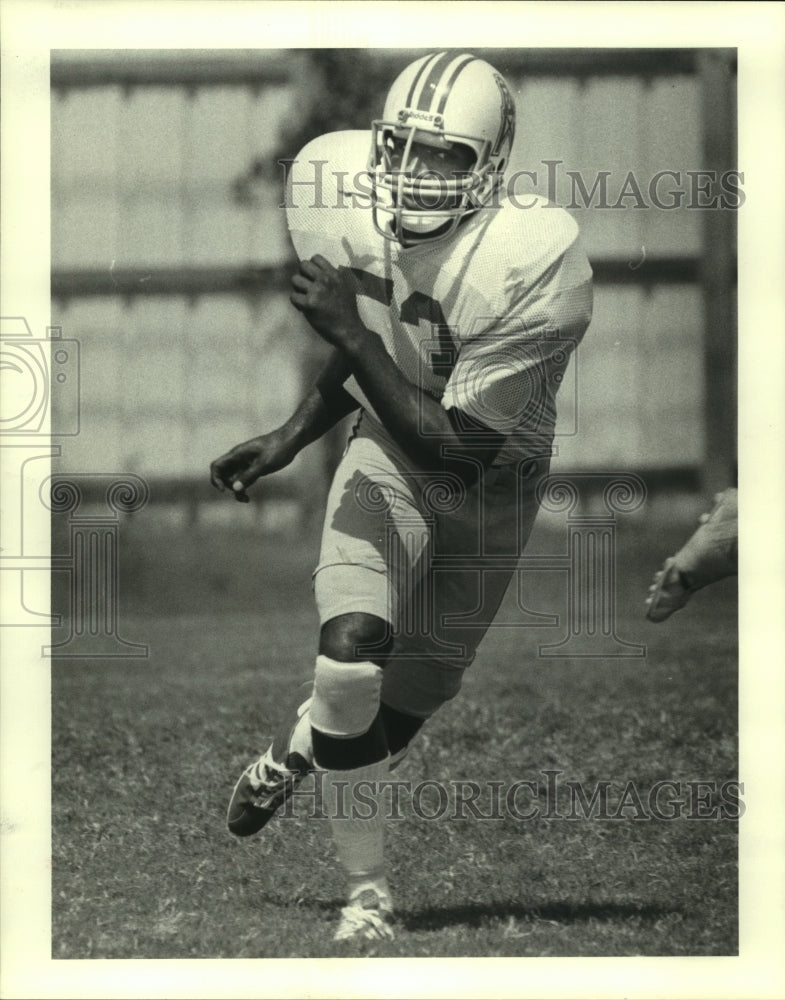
285 131 593 463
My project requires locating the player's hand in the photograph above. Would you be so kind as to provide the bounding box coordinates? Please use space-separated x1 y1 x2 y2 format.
209 432 295 503
289 255 367 349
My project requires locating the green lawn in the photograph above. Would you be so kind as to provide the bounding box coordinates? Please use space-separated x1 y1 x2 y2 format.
51 511 738 958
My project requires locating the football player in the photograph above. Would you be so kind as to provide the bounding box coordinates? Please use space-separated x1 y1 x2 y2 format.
646 487 738 622
211 51 593 943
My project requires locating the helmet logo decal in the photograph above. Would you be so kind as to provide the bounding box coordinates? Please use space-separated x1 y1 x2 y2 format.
492 73 516 156
398 109 444 128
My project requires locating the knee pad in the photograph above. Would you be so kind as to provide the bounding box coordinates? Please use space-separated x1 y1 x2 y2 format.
310 655 382 738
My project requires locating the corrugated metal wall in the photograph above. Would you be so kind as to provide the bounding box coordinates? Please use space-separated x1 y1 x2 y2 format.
50 56 708 485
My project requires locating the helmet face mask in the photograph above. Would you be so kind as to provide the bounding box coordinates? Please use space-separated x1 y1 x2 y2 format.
367 52 516 248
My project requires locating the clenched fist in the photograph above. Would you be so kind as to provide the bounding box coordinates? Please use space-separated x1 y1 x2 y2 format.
290 255 368 350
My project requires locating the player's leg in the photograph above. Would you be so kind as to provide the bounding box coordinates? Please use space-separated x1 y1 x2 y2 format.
313 417 436 939
380 459 546 755
646 488 738 622
226 415 422 843
310 609 396 940
310 415 465 940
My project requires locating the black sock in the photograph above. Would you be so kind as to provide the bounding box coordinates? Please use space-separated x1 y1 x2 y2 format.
312 712 388 770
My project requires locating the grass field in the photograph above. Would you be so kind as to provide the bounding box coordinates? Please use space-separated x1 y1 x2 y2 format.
51 503 738 959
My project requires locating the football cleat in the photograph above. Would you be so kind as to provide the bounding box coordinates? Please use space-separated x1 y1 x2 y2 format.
226 745 310 837
646 489 738 623
645 557 695 623
334 888 395 943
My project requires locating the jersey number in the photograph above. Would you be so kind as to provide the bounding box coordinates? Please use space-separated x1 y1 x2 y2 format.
340 266 456 378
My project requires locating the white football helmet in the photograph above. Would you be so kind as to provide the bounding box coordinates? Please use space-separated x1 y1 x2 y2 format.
369 52 516 247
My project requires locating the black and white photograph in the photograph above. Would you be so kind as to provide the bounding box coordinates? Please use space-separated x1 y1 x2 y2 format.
1 2 784 998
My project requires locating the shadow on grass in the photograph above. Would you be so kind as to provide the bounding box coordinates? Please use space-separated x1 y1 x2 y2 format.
261 895 678 929
400 899 679 931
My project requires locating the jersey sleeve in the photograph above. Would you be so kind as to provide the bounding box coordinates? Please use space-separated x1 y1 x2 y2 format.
440 239 593 436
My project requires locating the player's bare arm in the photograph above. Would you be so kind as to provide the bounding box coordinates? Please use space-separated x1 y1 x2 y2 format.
209 347 357 503
290 254 503 477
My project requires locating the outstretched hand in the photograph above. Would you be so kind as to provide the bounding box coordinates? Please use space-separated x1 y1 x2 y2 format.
209 431 295 503
290 255 367 349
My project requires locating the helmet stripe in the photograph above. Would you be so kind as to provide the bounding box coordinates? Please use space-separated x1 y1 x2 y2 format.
411 51 454 111
433 53 477 115
404 52 446 109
